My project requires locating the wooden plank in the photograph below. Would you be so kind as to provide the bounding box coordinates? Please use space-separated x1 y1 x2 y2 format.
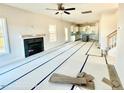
85 74 95 82
112 80 120 87
102 77 113 87
75 81 95 90
107 64 123 90
83 81 95 90
77 72 95 90
49 73 87 85
77 72 86 78
102 78 121 88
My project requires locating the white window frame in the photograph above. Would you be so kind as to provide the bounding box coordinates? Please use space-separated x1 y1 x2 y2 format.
0 18 10 56
49 25 57 42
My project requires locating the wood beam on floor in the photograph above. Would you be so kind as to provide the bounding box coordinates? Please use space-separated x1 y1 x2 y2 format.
105 56 124 90
107 64 123 90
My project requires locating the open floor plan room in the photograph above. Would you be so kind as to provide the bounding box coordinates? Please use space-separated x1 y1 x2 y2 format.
0 3 124 90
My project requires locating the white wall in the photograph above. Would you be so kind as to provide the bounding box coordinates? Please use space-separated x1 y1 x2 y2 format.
0 4 72 67
99 11 117 50
115 3 124 86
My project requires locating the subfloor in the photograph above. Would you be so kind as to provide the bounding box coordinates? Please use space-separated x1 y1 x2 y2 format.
0 41 119 90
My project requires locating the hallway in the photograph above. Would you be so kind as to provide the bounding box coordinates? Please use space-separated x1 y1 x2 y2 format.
0 41 113 90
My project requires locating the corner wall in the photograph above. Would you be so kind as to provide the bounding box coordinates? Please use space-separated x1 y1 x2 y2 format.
115 3 124 86
99 11 117 50
0 4 73 67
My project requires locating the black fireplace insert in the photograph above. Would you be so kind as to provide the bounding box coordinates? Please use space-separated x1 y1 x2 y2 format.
24 37 44 57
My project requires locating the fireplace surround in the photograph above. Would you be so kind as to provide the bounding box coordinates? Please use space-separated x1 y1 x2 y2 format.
24 37 44 57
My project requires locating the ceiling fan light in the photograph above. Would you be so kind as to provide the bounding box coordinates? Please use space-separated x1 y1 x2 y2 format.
59 10 63 13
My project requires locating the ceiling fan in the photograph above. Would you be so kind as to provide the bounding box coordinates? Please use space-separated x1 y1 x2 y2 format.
46 3 75 15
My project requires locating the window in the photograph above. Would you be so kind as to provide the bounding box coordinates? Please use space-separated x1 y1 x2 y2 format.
49 25 57 42
65 28 68 41
0 18 9 55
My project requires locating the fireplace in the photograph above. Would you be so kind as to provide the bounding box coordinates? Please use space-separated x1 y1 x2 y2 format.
24 37 44 57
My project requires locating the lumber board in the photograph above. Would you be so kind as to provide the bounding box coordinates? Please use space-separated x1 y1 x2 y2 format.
49 73 87 85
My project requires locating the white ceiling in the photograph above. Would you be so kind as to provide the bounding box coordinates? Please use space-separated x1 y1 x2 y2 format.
6 3 118 24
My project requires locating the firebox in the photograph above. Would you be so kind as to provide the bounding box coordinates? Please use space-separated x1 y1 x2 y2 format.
24 37 44 57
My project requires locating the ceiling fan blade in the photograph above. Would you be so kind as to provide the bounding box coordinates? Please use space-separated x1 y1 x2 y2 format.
64 11 70 15
46 8 58 11
55 12 59 15
81 10 92 14
64 8 75 11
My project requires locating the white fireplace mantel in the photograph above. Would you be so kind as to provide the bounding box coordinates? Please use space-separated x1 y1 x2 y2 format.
20 34 46 39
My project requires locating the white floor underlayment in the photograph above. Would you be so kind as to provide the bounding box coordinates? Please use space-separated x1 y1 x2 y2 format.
0 41 112 90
